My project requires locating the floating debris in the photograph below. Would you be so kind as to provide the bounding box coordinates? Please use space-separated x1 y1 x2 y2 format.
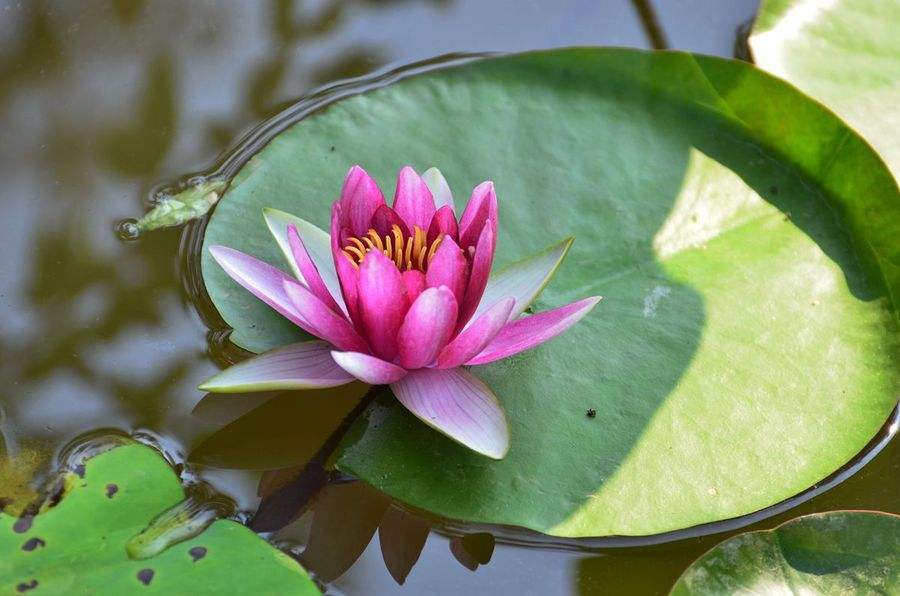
120 179 228 238
125 484 234 560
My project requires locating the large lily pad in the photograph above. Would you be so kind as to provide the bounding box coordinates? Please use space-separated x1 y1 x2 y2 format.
671 511 900 594
202 49 899 537
750 0 900 176
0 442 319 594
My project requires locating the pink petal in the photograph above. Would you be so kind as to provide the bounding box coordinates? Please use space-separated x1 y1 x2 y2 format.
437 298 514 369
332 203 361 324
427 205 459 245
264 208 347 317
468 237 573 326
467 297 601 366
371 204 408 237
335 252 360 326
331 351 407 385
402 270 426 303
422 167 454 214
209 245 312 333
458 181 497 250
199 341 354 392
392 166 436 232
283 280 369 353
330 202 343 252
390 368 509 459
457 225 495 328
288 224 342 314
340 165 385 237
397 287 458 369
357 249 409 361
425 235 468 307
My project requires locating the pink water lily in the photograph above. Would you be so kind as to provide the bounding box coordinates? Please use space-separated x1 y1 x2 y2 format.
200 165 600 459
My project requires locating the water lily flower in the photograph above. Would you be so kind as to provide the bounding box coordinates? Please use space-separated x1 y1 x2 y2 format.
200 165 600 459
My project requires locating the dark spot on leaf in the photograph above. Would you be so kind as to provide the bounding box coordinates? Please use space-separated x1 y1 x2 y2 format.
189 546 207 562
586 408 596 418
46 478 66 508
770 185 779 195
330 145 335 152
13 514 34 534
137 569 154 585
106 483 119 498
22 537 46 551
783 211 792 221
16 580 38 592
73 463 86 478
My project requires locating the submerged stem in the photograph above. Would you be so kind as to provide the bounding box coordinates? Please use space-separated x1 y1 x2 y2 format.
248 384 385 532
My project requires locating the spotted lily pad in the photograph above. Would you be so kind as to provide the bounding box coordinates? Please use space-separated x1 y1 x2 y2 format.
750 0 900 176
671 511 900 594
0 442 319 594
201 49 899 537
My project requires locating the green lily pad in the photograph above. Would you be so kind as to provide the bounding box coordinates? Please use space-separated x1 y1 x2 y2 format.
671 511 900 594
201 49 899 537
750 0 900 176
0 442 319 594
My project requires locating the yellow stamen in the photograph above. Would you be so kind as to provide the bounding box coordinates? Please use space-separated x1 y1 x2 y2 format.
412 225 425 256
347 237 366 253
366 229 383 251
341 251 359 270
416 245 427 270
342 226 452 273
404 235 414 270
391 225 404 268
427 235 443 262
344 246 365 262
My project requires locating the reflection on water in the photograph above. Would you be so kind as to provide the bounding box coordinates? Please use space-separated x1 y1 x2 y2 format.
5 1 893 595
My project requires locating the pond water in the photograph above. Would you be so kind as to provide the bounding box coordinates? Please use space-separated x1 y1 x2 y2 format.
0 1 896 594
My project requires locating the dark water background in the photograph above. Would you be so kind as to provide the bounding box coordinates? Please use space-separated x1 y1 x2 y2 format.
0 1 897 594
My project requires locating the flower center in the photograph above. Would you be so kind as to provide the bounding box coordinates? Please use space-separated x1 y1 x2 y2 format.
342 224 444 272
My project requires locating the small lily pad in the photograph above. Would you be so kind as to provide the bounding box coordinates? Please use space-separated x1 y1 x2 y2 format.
750 0 900 176
0 441 319 594
671 511 900 594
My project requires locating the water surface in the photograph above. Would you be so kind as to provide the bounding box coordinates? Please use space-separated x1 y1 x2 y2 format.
1 2 896 594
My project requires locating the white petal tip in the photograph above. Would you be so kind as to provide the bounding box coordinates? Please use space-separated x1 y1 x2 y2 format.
261 207 282 222
196 378 239 393
482 442 510 460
